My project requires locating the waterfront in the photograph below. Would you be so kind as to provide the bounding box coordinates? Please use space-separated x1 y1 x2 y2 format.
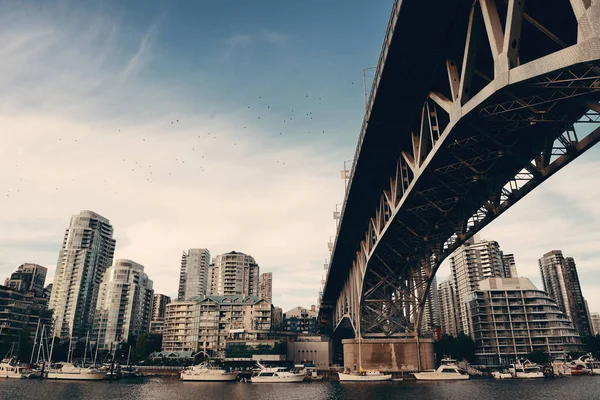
2 377 600 400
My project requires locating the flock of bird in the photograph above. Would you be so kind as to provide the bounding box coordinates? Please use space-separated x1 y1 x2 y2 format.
6 82 365 199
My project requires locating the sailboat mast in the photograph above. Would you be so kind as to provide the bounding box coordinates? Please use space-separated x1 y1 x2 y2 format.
127 345 131 367
67 335 73 363
83 331 89 367
48 334 56 364
30 319 40 364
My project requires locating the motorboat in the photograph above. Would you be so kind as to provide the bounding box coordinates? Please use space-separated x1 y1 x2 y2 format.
572 353 600 374
551 355 573 376
294 363 323 380
338 370 392 381
0 358 35 379
492 370 512 379
47 363 106 380
508 359 544 379
121 366 143 378
250 362 305 383
413 358 469 381
180 362 238 381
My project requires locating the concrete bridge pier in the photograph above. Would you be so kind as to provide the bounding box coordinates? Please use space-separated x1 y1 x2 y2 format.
342 337 434 372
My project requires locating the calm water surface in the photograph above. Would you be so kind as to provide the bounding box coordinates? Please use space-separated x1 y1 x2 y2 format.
1 377 600 400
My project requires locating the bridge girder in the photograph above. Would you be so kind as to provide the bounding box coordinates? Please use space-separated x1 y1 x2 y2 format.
322 0 600 339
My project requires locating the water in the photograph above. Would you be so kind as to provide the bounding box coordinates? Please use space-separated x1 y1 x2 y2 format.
1 377 600 400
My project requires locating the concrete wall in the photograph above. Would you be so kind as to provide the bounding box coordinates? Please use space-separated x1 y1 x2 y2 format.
342 338 434 372
287 337 332 369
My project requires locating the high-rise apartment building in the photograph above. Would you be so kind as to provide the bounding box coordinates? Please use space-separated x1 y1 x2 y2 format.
260 272 273 304
150 293 171 335
5 263 47 297
93 260 153 349
162 296 271 356
178 249 210 300
49 210 116 339
449 235 506 334
500 253 517 278
438 279 459 337
590 312 600 336
466 277 582 366
208 251 259 297
421 275 441 334
538 250 592 336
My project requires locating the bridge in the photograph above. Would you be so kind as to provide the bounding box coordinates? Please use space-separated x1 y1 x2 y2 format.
319 0 600 371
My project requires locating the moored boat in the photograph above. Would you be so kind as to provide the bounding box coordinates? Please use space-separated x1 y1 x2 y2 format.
492 370 512 379
250 362 305 383
413 358 469 381
47 363 106 380
338 370 392 381
507 359 544 379
0 358 35 379
180 362 238 381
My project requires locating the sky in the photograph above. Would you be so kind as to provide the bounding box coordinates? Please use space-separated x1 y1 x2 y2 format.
1 0 599 313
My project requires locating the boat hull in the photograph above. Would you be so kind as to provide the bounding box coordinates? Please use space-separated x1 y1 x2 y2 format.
413 372 469 381
251 375 306 383
181 373 238 382
47 372 106 380
338 372 392 382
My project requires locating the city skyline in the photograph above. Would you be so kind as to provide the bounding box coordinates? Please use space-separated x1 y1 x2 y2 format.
1 0 600 313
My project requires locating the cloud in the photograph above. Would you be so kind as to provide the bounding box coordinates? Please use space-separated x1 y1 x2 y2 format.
0 5 341 311
226 33 253 47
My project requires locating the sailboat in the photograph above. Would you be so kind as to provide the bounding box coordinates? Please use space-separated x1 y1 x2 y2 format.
47 333 105 380
337 325 391 381
120 346 142 378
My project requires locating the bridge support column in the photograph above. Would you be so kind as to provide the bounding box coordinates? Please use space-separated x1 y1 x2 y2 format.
342 338 434 372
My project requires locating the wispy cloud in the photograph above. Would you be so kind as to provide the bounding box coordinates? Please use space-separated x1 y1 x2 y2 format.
225 30 292 48
0 4 339 310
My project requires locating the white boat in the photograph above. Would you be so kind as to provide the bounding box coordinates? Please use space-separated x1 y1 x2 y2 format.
492 370 513 379
573 353 600 375
507 359 544 379
180 362 238 381
250 362 305 383
47 363 106 380
551 355 573 376
0 359 35 379
413 358 469 381
338 370 392 381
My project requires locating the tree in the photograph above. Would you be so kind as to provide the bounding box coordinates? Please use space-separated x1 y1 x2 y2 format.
527 350 549 364
17 327 32 363
434 333 476 364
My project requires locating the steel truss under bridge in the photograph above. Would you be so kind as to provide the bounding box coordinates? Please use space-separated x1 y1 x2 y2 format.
319 0 600 339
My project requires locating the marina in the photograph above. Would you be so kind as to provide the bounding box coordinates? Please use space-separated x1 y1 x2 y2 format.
3 375 600 400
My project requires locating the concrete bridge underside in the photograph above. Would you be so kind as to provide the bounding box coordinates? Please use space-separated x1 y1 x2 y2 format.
320 0 600 370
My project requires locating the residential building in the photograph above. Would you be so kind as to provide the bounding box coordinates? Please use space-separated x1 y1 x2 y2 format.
0 285 53 345
538 250 592 336
5 263 47 297
93 259 153 349
0 263 53 345
439 279 459 337
449 235 506 334
272 307 284 331
260 272 273 304
590 312 600 336
150 293 171 335
178 249 210 300
207 251 259 297
49 210 116 339
284 306 318 333
421 275 441 335
465 277 582 366
501 253 518 278
162 295 271 357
